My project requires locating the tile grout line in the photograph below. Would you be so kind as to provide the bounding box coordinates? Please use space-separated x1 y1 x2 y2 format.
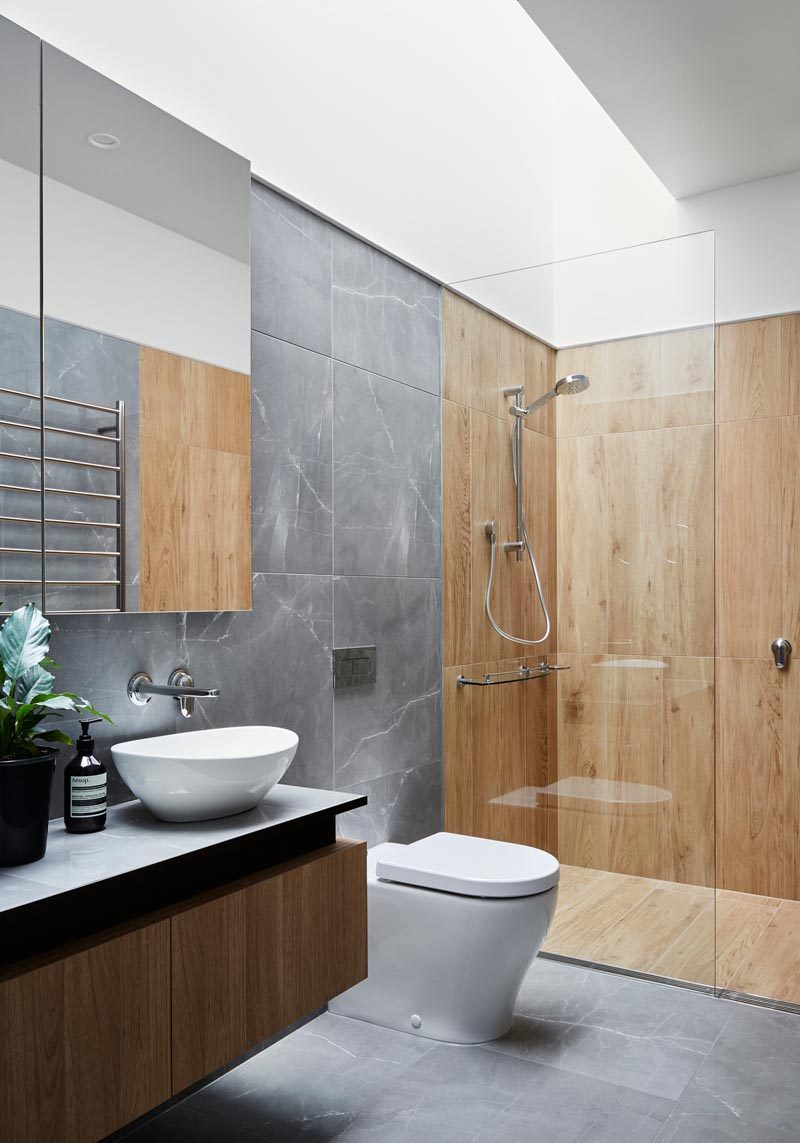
251 325 441 401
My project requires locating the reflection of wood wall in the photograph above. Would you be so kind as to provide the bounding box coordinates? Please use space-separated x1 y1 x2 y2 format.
441 290 558 853
139 347 251 612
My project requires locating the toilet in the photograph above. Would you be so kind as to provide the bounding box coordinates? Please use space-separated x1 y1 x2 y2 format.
329 832 559 1044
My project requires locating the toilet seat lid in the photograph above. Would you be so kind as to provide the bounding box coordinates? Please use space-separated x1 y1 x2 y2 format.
375 832 559 898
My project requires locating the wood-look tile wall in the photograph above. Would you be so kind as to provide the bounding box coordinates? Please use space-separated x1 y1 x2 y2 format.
554 328 716 887
715 314 800 898
442 296 800 904
442 290 557 851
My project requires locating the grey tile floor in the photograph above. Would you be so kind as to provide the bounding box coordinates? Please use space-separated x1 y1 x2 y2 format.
125 958 800 1142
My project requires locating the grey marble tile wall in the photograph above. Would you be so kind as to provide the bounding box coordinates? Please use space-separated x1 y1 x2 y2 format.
40 181 443 846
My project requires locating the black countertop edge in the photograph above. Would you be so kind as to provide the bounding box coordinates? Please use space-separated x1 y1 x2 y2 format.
1 795 367 969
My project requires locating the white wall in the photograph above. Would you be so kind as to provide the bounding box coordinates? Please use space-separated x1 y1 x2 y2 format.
3 0 799 346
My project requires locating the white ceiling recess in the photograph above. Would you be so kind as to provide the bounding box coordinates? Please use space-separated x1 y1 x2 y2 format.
518 0 800 198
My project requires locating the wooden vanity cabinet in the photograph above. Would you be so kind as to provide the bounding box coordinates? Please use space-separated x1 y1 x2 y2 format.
0 922 171 1143
0 839 367 1143
171 839 367 1090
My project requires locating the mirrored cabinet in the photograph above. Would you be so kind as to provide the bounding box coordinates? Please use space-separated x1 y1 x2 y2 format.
0 16 252 614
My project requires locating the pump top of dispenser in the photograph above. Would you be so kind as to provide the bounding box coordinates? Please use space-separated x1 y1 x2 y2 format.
76 717 102 756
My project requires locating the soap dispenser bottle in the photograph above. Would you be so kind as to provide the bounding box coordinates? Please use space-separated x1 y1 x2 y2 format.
64 718 107 833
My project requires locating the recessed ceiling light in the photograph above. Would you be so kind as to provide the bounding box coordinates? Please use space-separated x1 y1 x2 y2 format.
87 132 120 150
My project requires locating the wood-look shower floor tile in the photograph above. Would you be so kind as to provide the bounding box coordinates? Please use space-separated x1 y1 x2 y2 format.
546 865 800 1004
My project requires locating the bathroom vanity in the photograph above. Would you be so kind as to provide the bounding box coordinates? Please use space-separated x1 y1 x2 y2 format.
0 786 368 1143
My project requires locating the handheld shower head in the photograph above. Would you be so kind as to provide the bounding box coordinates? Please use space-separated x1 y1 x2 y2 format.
554 373 590 396
522 373 591 415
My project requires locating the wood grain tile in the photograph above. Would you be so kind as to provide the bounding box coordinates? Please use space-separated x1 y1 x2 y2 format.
606 430 663 655
498 321 525 422
715 889 782 990
716 656 790 898
605 334 661 433
716 417 782 658
555 342 608 437
441 289 500 413
521 427 556 652
660 325 715 427
782 415 800 643
783 313 800 415
524 334 555 437
716 317 782 422
470 410 503 662
444 664 475 836
441 289 474 407
557 435 608 653
442 400 472 667
649 896 715 985
589 885 708 974
544 870 655 960
663 657 715 887
661 425 715 657
725 898 800 1003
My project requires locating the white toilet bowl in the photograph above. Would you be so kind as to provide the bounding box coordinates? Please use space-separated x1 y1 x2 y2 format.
330 831 559 1044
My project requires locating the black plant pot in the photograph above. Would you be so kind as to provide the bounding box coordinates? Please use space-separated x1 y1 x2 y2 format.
0 751 56 866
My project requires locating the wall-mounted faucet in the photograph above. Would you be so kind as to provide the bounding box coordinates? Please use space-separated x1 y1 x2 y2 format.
127 669 220 719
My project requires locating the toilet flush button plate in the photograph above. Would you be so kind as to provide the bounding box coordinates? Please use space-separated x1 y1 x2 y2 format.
333 646 377 688
410 1015 422 1029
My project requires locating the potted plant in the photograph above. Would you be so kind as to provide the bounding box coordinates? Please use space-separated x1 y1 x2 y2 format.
0 603 108 866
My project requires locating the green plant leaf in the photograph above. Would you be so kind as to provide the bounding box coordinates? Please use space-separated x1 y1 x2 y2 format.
14 663 56 704
36 729 72 746
29 693 83 712
0 604 51 686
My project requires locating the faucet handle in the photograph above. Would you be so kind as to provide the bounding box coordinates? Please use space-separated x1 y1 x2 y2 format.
771 638 792 670
169 669 196 718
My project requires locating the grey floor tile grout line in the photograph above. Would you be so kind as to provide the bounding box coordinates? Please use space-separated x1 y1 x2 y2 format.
250 323 442 400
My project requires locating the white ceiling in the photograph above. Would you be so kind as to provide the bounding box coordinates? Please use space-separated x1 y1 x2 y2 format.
518 0 800 198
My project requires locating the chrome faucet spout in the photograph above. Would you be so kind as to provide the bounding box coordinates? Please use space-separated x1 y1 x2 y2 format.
134 681 220 699
127 669 220 719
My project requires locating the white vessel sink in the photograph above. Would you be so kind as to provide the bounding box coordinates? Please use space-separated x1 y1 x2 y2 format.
111 726 299 823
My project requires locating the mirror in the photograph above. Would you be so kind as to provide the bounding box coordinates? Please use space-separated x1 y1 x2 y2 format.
0 17 42 614
0 36 252 615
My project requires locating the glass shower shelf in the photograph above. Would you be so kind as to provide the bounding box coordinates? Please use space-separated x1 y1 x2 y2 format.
456 664 570 687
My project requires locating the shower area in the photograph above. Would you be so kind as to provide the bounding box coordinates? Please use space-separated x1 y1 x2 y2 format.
442 231 800 1007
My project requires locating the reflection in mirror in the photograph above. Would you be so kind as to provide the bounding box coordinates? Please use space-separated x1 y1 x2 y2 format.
0 17 43 613
42 44 251 613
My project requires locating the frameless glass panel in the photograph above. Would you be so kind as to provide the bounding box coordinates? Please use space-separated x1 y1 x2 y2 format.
0 17 43 613
442 232 716 989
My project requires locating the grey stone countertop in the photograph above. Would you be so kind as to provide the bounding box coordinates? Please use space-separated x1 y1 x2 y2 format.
0 784 364 915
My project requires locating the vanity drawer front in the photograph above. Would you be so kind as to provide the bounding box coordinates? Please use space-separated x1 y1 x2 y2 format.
171 839 367 1092
0 920 171 1143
